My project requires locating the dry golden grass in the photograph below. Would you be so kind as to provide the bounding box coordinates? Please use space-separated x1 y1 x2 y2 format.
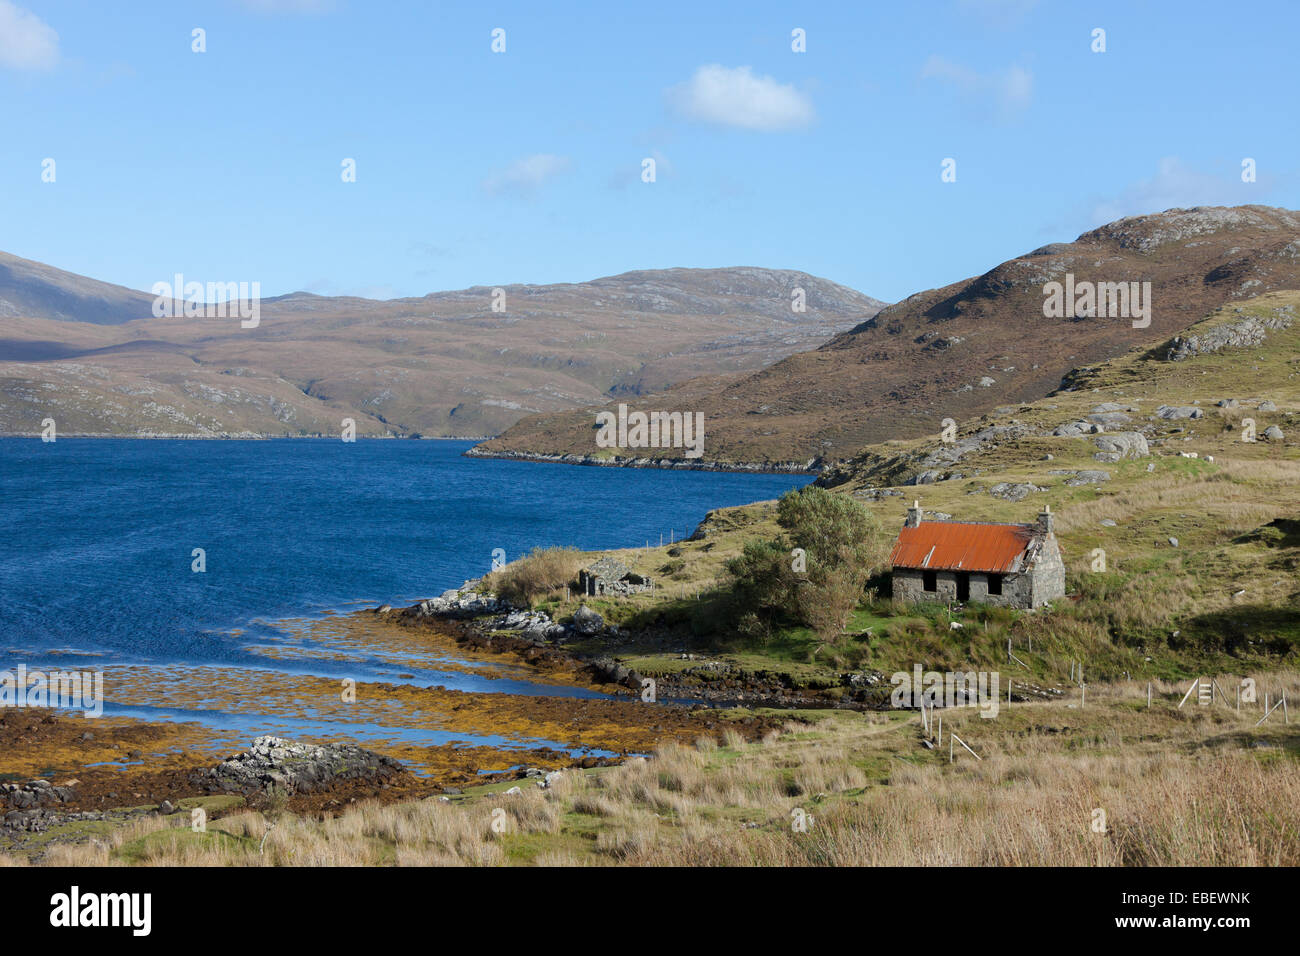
13 673 1296 867
484 546 586 606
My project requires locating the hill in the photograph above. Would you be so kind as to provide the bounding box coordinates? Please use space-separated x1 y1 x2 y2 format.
472 289 1300 694
0 264 884 437
0 251 158 326
473 205 1300 470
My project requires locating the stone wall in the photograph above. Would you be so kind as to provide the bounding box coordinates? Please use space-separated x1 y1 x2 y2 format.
1026 536 1066 605
581 572 653 597
893 568 1034 607
892 559 1064 607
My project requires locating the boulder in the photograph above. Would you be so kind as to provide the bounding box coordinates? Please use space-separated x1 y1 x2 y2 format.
1093 432 1149 459
1053 421 1094 437
1263 425 1285 440
1156 405 1203 420
572 604 604 635
989 482 1045 502
197 736 404 795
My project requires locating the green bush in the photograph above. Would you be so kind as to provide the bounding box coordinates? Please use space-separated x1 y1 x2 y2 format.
721 487 884 644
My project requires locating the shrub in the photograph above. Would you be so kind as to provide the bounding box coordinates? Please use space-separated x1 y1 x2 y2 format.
723 538 799 641
777 485 881 574
485 546 584 607
724 487 885 643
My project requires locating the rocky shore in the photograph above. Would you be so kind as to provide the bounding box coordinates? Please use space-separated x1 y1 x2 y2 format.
380 584 919 709
462 446 822 475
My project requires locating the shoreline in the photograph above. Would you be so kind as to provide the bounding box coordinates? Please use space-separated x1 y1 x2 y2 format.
461 446 824 475
0 432 825 475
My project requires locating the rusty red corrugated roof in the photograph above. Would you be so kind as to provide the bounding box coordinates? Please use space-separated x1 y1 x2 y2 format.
890 522 1039 573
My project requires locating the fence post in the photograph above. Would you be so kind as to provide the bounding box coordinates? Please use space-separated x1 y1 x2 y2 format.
1147 683 1152 708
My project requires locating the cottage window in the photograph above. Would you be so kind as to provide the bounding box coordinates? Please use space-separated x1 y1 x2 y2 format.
922 571 937 592
987 574 1003 596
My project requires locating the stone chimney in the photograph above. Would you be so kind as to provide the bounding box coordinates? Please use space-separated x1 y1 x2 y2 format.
1037 504 1054 536
905 500 923 528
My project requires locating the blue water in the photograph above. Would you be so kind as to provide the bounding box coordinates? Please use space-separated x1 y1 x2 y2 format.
0 438 808 671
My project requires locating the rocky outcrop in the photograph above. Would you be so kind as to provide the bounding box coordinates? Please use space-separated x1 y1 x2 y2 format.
1156 405 1204 420
1 779 76 810
197 736 405 795
463 447 823 475
821 423 1036 488
1163 306 1294 361
1093 432 1150 460
586 657 645 691
494 608 568 641
1049 469 1111 486
399 585 503 619
989 482 1045 502
1054 420 1103 437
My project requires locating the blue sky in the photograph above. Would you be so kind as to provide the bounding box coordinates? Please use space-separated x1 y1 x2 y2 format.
2 0 1297 303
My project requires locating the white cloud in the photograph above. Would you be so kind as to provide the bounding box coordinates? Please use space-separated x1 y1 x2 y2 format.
0 1 59 71
482 154 572 196
921 55 1032 116
669 65 814 132
1090 157 1257 225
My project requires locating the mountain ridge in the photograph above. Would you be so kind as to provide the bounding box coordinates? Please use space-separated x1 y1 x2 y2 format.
474 205 1300 469
0 261 885 438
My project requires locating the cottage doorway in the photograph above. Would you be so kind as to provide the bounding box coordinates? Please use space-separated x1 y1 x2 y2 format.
956 572 970 602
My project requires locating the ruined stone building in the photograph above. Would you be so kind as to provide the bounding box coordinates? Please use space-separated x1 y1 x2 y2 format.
889 502 1065 609
579 556 653 597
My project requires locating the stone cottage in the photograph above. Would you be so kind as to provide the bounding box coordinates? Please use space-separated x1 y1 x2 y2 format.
889 502 1065 608
579 556 653 597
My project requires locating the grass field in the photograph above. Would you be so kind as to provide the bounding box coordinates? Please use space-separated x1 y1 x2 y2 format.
7 672 1295 866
